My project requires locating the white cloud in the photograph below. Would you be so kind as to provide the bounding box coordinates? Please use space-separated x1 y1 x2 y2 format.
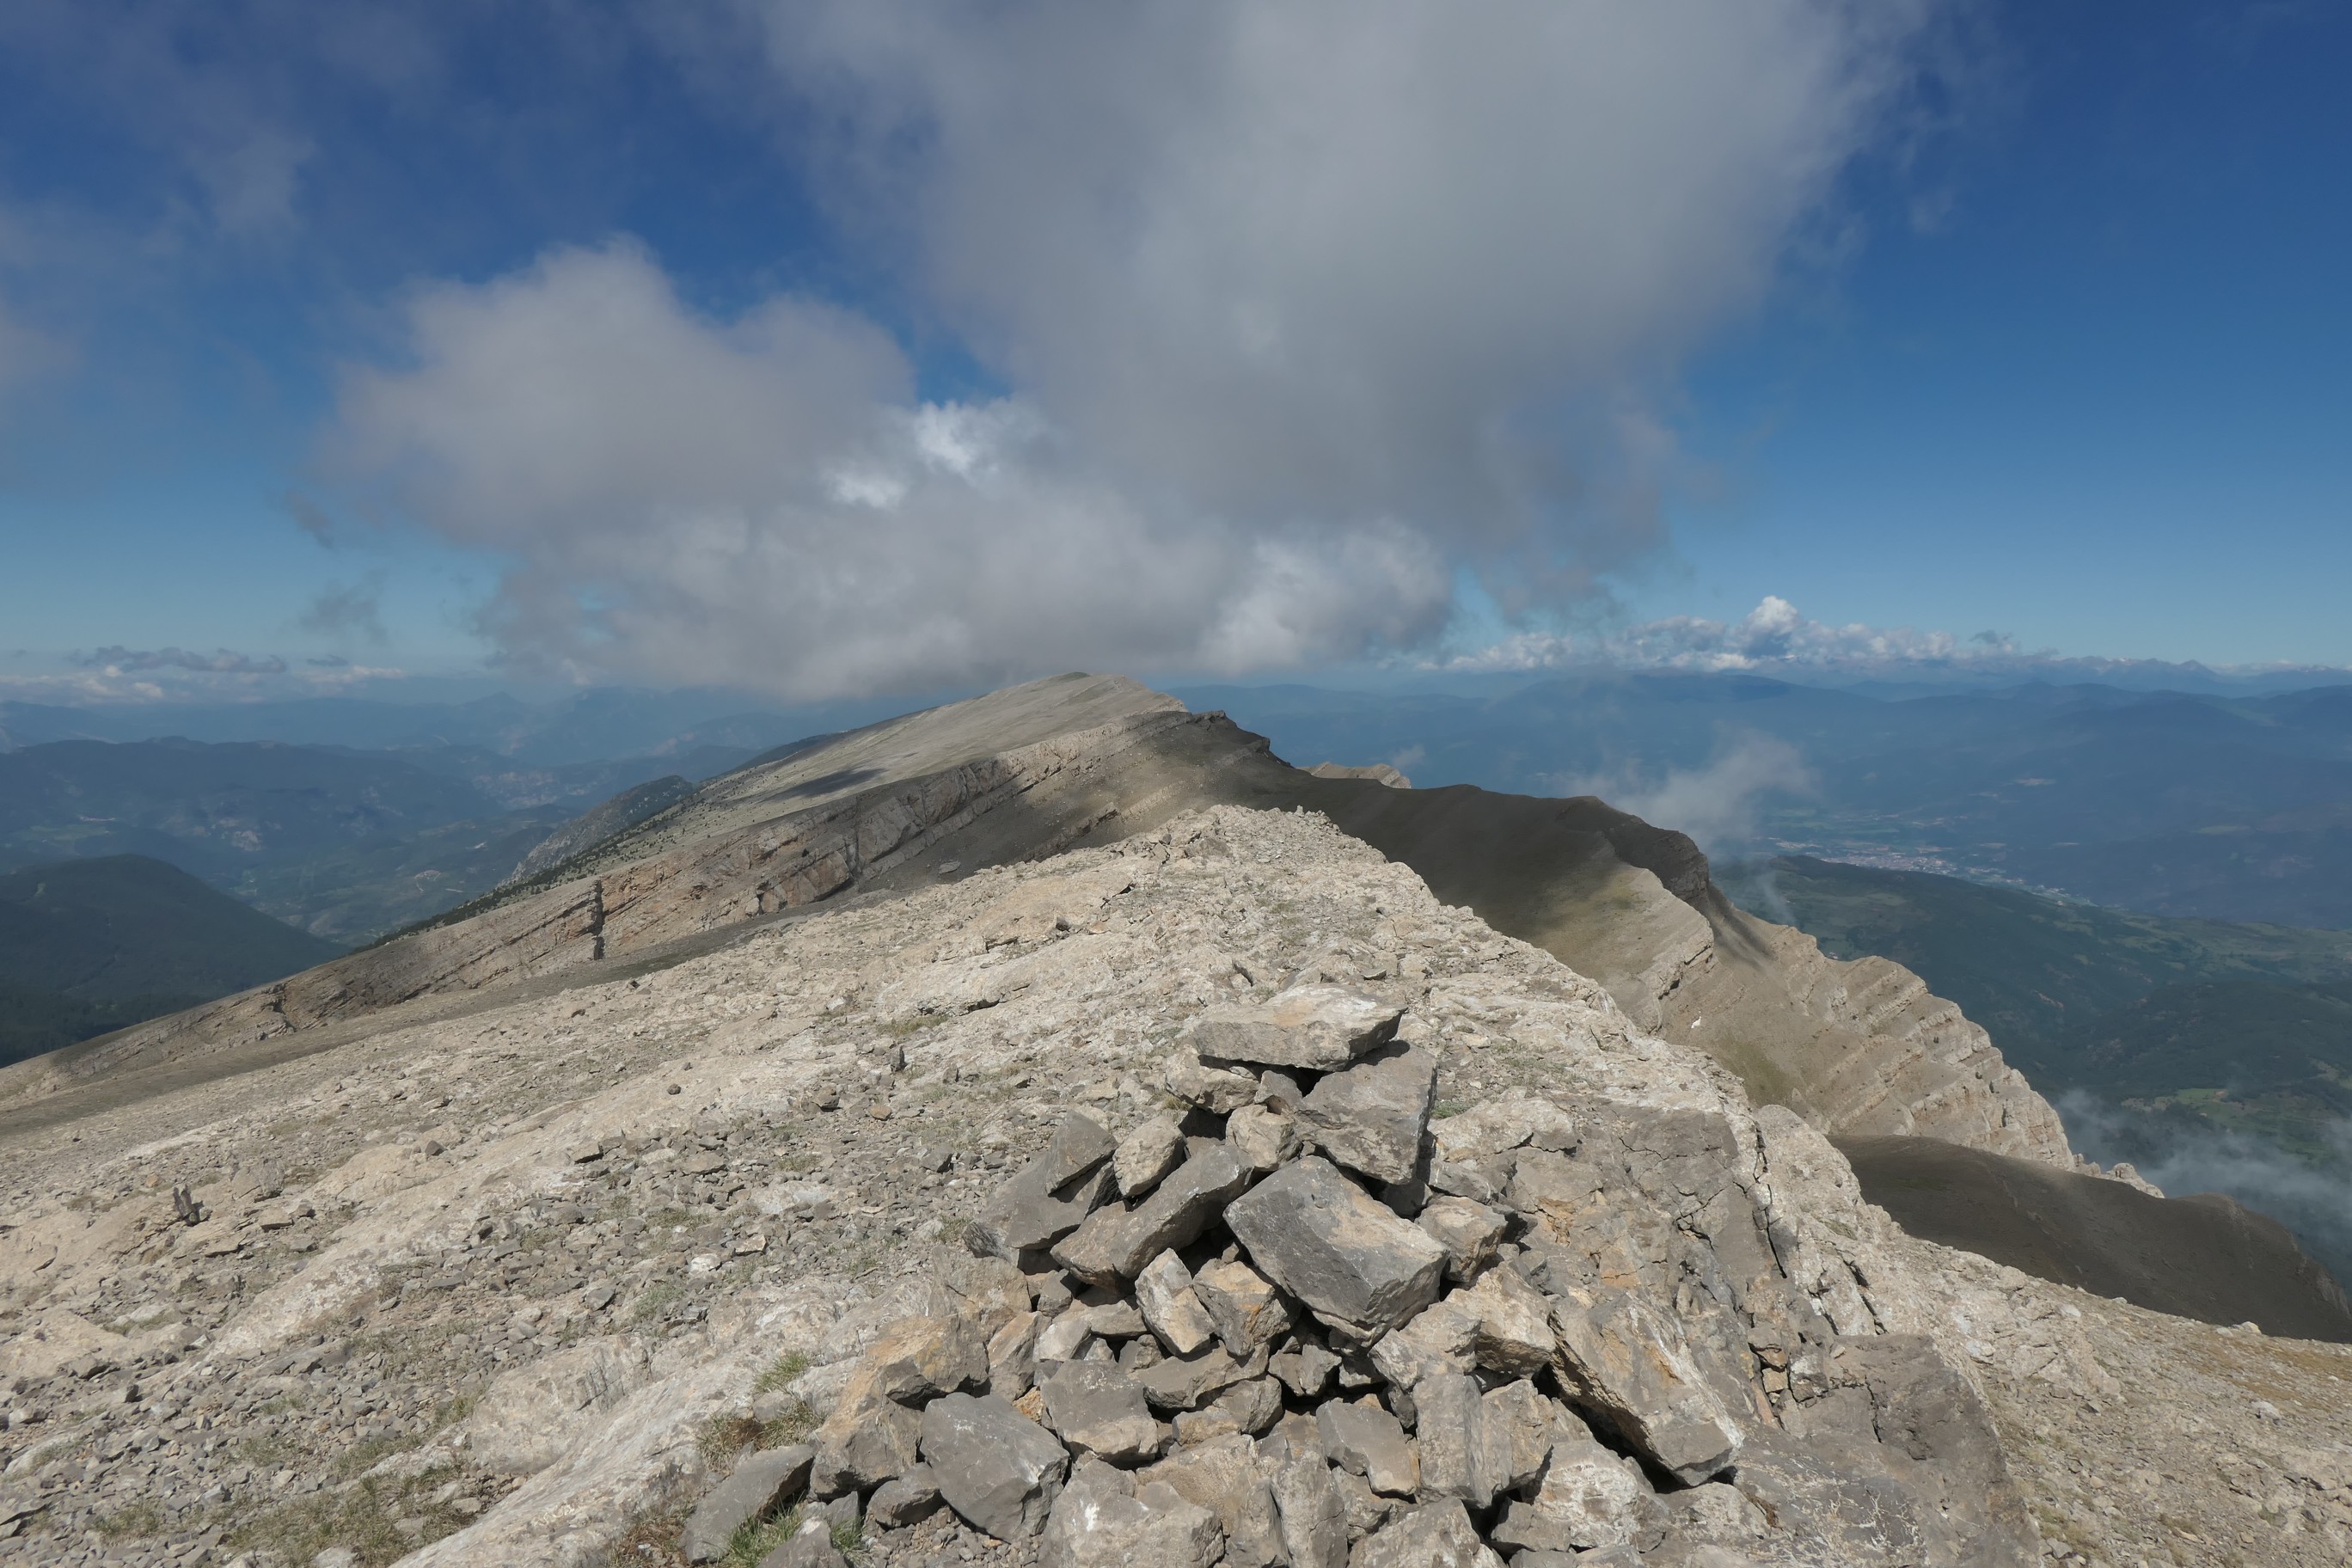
328 241 1448 696
1556 732 1816 853
1438 596 2352 688
328 3 1954 697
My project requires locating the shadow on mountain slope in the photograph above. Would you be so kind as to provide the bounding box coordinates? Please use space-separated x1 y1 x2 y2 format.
1840 1135 2352 1342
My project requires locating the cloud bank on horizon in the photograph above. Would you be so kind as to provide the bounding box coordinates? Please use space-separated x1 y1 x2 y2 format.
316 0 1951 699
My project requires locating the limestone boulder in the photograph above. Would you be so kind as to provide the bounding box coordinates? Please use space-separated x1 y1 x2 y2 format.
1054 1144 1251 1285
1348 1499 1505 1568
1314 1400 1418 1498
1295 1043 1436 1185
1191 1259 1291 1355
1040 1360 1165 1464
679 1444 812 1564
1222 1157 1446 1332
1135 1250 1220 1357
1550 1285 1743 1485
1413 1197 1505 1282
1115 1117 1188 1199
1039 1461 1226 1568
1187 983 1403 1071
920 1392 1071 1540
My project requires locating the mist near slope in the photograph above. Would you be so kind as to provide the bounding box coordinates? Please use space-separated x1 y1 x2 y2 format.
323 3 1956 697
1554 732 1816 856
2061 1092 2352 1291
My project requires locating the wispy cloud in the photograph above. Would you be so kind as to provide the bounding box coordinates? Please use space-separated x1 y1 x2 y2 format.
1554 732 1816 854
1439 596 2352 688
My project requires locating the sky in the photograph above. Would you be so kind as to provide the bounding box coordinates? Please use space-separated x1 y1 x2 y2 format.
0 0 2345 705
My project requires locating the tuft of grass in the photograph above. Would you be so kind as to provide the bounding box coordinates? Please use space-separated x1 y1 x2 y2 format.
697 1413 763 1468
750 1351 810 1395
1430 1099 1470 1119
630 1282 684 1326
224 1463 471 1567
723 1504 806 1567
94 1500 165 1538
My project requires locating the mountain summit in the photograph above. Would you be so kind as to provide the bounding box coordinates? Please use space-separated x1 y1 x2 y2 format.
0 676 2345 1567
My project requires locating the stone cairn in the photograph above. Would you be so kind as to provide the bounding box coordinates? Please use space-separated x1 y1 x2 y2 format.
678 984 2035 1568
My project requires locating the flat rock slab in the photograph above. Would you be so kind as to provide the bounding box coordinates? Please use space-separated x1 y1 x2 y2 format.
680 1444 812 1563
920 1392 1071 1540
1314 1400 1418 1498
1136 1250 1219 1357
1055 1144 1250 1285
1042 1461 1227 1568
1350 1499 1506 1568
1188 985 1403 1071
1041 1360 1164 1464
1222 1157 1446 1332
1297 1042 1436 1185
1551 1286 1743 1485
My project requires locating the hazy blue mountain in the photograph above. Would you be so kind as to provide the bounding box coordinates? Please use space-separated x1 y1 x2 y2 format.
1182 673 2352 928
0 854 343 1065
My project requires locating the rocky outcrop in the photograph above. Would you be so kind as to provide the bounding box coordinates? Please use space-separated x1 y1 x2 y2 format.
6 675 2072 1185
2 806 2348 1568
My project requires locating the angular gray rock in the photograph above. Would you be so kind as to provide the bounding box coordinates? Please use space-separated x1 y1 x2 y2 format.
1314 1400 1418 1498
1188 983 1403 1070
1141 1435 1288 1567
1550 1285 1743 1485
1270 1339 1338 1399
1480 1379 1557 1492
919 1392 1071 1540
1414 1197 1505 1282
756 1517 847 1568
680 1444 812 1563
1295 1042 1436 1184
1163 1048 1261 1113
1054 1143 1251 1285
1222 1157 1447 1331
1039 1461 1226 1568
1191 1259 1290 1355
1135 1250 1220 1356
865 1462 944 1529
1458 1264 1553 1376
987 1309 1042 1397
1134 1344 1248 1412
811 1314 988 1491
1489 1412 1650 1555
1115 1116 1188 1199
1225 1104 1299 1173
1413 1372 1514 1509
1271 1453 1349 1568
968 1112 1120 1259
1040 1360 1165 1464
1347 1499 1504 1568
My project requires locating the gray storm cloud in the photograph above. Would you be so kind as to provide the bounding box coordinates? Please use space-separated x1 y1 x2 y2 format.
329 0 1949 697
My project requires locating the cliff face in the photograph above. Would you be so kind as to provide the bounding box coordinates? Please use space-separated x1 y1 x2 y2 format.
0 675 2069 1178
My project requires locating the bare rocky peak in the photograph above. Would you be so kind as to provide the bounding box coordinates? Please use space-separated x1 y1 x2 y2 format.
0 806 2348 1568
0 675 2066 1183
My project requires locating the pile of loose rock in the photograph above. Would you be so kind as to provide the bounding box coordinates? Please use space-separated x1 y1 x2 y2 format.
675 983 2041 1567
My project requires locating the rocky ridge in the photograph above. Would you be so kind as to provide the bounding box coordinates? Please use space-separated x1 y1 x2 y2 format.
6 677 2071 1183
0 806 2346 1567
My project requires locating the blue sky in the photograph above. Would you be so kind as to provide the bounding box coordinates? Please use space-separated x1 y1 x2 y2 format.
0 1 2345 703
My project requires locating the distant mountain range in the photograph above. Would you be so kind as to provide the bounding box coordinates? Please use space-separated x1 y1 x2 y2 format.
1183 673 2352 928
0 726 809 943
0 854 342 1065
